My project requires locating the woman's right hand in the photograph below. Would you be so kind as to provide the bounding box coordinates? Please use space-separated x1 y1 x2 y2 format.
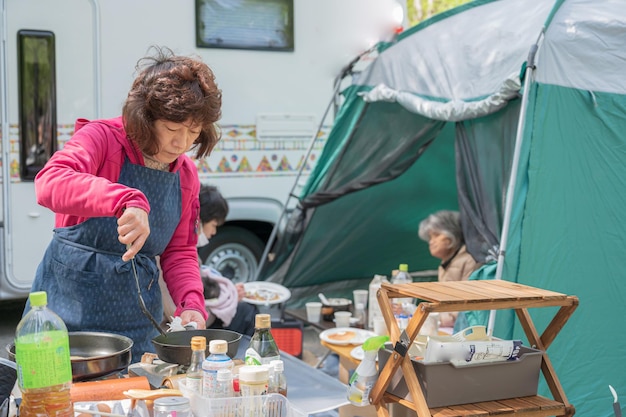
118 207 150 261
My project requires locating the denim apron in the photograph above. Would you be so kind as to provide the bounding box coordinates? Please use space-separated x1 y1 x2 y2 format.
30 158 181 363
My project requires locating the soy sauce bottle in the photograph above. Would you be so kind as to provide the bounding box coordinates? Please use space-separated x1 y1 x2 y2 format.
244 314 280 365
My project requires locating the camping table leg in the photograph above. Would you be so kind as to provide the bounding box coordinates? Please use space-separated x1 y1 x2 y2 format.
369 285 432 417
515 301 578 416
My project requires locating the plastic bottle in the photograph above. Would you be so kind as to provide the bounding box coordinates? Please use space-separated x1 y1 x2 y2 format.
239 365 269 417
353 303 366 329
15 291 73 417
214 368 234 398
244 314 280 365
185 336 206 395
268 359 287 396
368 274 388 329
391 264 413 318
347 335 389 406
202 339 234 397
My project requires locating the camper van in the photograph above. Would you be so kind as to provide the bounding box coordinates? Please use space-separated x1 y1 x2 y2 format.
0 0 402 300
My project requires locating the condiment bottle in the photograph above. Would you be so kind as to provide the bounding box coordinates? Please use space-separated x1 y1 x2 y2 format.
353 303 366 329
239 366 269 417
268 359 287 397
244 314 280 365
202 339 233 397
185 336 206 394
214 368 234 398
153 396 190 417
15 291 73 417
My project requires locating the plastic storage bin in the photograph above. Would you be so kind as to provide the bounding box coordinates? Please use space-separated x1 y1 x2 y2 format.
178 379 304 417
378 343 542 408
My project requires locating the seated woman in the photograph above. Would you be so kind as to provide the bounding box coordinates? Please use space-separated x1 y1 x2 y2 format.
418 210 481 328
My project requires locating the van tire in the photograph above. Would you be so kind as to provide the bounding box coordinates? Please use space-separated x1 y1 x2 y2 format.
198 226 265 284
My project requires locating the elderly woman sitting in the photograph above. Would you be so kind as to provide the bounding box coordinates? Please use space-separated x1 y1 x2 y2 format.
418 210 480 327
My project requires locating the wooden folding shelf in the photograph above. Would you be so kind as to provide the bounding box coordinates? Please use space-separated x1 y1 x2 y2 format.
370 280 579 417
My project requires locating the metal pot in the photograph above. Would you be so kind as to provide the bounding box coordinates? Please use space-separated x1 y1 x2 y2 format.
152 329 242 366
7 331 133 381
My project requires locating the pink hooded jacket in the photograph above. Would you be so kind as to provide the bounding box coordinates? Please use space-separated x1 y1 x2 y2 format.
35 116 207 320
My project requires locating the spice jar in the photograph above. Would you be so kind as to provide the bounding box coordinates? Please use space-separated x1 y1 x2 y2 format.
238 365 269 417
153 396 191 417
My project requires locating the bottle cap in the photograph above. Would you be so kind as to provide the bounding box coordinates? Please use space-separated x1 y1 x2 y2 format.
255 314 272 329
190 336 206 351
270 359 284 372
209 339 228 354
217 368 232 381
399 264 409 272
239 365 269 382
29 291 47 307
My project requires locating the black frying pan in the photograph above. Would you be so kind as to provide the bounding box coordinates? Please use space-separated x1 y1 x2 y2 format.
151 329 242 366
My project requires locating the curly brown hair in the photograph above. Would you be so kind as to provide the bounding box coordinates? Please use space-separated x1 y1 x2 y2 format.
122 46 222 159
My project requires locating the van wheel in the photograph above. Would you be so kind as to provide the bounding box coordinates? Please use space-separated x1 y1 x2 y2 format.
198 226 265 284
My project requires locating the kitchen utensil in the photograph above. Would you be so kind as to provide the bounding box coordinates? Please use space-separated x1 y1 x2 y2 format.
123 389 182 401
7 331 133 381
318 293 331 305
610 385 622 417
128 249 166 337
152 329 242 366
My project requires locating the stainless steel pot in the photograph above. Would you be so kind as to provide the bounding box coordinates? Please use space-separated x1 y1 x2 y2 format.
152 329 242 366
7 331 133 381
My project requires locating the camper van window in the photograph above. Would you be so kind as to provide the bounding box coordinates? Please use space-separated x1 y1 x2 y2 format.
17 30 57 181
195 0 294 51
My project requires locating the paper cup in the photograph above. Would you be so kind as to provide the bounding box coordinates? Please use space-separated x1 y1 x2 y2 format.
373 316 388 336
305 302 322 323
352 289 369 309
334 311 352 328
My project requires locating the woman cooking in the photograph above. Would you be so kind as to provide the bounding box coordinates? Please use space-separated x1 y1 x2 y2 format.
24 46 222 362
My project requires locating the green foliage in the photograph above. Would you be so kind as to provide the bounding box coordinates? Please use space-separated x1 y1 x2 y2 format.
406 0 474 27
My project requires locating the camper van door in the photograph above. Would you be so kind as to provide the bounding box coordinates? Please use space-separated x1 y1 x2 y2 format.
0 0 98 300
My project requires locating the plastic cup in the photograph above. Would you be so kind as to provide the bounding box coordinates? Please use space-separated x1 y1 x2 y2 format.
334 311 352 328
305 302 322 323
353 289 368 308
373 316 388 335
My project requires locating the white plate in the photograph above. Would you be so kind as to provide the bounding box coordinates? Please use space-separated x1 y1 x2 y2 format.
349 345 380 362
242 282 291 305
319 327 377 346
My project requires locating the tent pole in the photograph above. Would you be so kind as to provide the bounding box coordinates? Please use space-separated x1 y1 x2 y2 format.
487 35 542 334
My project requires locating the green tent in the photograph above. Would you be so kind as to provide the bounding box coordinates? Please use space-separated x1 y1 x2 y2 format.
259 0 626 414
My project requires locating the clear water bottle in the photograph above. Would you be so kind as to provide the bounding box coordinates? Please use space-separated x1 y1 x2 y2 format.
202 340 233 397
15 291 73 417
244 314 280 365
185 336 206 394
391 264 413 318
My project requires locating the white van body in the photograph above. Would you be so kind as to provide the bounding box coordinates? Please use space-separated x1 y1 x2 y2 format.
0 0 402 300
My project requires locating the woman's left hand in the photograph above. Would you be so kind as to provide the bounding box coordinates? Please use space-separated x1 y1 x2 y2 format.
179 309 207 329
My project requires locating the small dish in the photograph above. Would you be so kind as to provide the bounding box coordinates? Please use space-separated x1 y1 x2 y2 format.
319 328 377 346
